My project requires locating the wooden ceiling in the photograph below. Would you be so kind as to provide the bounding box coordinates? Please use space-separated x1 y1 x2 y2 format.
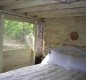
0 0 86 18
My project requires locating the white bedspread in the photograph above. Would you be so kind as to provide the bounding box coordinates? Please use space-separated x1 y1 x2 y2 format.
0 64 86 80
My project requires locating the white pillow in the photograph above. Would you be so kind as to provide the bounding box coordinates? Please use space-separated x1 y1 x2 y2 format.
41 53 51 64
51 50 86 72
42 46 86 72
50 46 86 57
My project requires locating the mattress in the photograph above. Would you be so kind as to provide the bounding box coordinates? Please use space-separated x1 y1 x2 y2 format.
0 64 86 80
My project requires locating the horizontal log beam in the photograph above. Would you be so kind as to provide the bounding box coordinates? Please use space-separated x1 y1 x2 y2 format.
27 11 86 18
16 1 86 13
0 0 14 6
3 0 59 9
27 7 86 16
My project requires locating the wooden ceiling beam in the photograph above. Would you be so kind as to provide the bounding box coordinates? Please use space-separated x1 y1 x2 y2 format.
0 0 29 7
30 13 86 18
2 0 59 9
27 7 86 16
16 1 86 13
0 0 15 6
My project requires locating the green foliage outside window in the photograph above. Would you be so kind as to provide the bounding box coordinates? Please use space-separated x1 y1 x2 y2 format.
4 20 33 41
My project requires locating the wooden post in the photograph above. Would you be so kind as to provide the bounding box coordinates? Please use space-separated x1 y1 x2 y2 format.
0 13 4 72
33 18 45 64
32 20 38 64
36 18 45 56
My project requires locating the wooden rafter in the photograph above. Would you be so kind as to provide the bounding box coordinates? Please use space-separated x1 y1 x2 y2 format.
0 0 86 18
2 0 60 9
16 1 86 13
27 7 86 16
0 0 28 6
36 13 86 18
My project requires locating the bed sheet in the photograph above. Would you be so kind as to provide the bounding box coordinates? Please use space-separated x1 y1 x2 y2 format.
0 64 86 80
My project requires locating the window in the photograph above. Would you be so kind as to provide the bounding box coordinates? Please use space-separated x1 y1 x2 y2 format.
3 19 34 51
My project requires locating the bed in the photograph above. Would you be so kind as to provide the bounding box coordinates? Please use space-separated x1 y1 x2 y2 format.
0 46 86 80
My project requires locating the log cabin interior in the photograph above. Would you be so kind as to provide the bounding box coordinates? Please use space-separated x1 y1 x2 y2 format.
0 0 86 80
